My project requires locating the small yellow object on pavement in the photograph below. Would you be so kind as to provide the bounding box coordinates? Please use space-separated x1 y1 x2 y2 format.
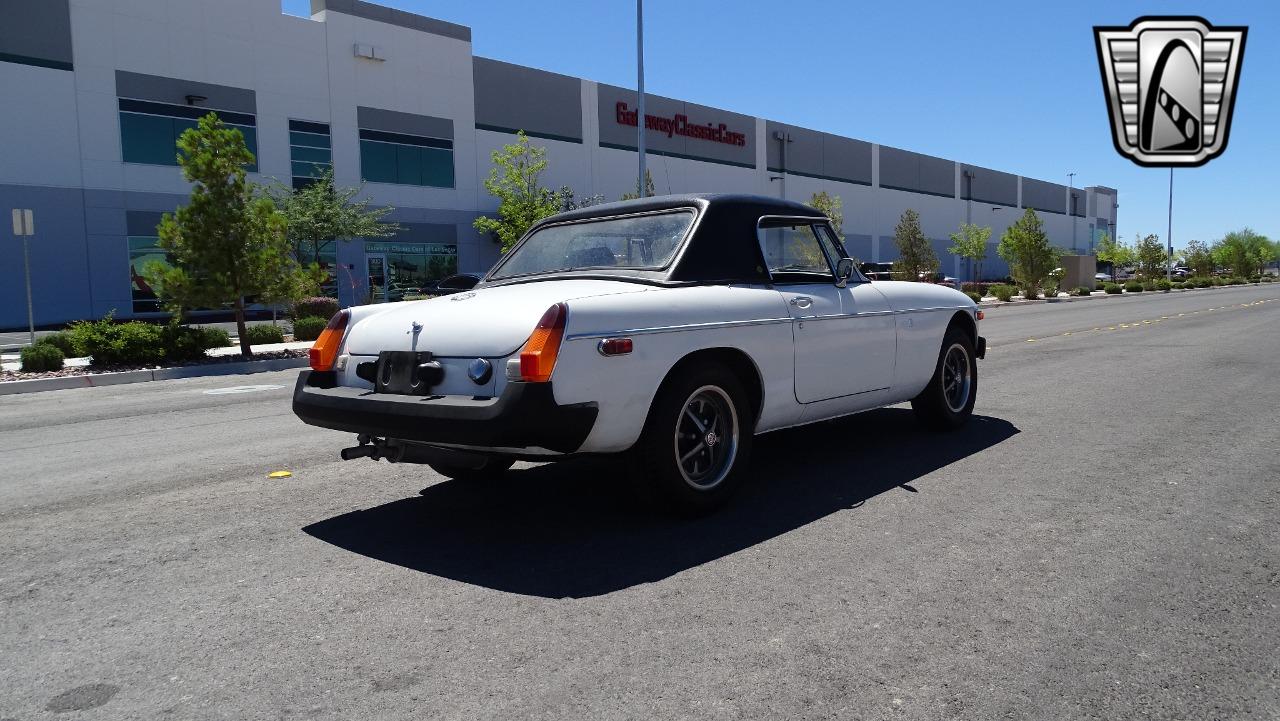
268 470 293 479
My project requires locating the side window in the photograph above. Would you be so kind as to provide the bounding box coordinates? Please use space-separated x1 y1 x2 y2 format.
757 222 835 282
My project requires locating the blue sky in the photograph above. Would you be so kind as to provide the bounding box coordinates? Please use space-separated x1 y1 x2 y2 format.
282 0 1277 249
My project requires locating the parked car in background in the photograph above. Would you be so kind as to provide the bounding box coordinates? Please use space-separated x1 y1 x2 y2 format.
859 261 894 281
1095 272 1112 283
293 194 985 513
425 273 483 297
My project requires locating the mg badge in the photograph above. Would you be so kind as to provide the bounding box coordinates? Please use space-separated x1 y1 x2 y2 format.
1094 17 1247 167
467 357 492 385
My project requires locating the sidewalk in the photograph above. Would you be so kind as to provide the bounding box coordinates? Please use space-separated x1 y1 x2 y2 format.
1 341 313 394
1 340 312 373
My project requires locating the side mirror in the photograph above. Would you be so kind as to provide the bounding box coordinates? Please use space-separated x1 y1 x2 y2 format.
835 257 855 287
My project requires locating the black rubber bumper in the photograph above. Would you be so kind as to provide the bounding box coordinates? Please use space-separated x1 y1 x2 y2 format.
291 371 598 454
977 336 987 359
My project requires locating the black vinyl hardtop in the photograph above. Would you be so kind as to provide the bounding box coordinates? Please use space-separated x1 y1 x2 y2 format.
486 193 832 286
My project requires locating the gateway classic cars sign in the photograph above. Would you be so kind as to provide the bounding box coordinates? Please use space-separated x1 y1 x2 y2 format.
615 102 747 147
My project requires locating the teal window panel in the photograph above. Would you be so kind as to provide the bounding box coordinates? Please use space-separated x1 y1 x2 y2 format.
290 145 331 163
360 140 398 184
395 144 422 186
120 112 179 165
291 161 329 178
420 147 454 188
290 131 331 149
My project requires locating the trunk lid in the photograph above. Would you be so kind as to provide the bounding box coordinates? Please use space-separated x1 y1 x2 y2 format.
343 279 652 357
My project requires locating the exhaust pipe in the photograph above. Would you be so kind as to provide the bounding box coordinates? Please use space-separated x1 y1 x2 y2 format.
340 445 376 461
339 436 407 463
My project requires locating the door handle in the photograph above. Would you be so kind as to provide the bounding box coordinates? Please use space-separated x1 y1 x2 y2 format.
789 296 813 309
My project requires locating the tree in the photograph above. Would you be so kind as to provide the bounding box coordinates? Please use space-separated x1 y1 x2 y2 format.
144 113 314 358
805 191 844 240
997 208 1062 298
557 185 605 212
268 168 399 267
891 209 938 281
473 131 567 252
948 223 991 283
1094 231 1134 281
621 168 656 201
1184 239 1214 277
1135 233 1166 280
1214 228 1274 277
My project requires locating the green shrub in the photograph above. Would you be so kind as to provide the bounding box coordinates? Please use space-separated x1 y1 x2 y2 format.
1104 283 1122 294
1211 277 1226 286
1228 277 1246 285
1124 280 1143 292
292 316 328 342
242 324 285 345
1263 276 1275 283
70 315 164 367
196 326 232 348
290 297 340 321
990 284 1016 302
1073 286 1092 297
1171 281 1185 290
1155 279 1173 291
20 343 64 372
35 331 79 357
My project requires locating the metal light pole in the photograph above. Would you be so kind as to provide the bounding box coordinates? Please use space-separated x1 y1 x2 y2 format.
11 209 36 345
1166 168 1173 282
636 0 646 197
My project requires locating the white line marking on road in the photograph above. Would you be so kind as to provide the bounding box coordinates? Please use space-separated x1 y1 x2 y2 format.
202 384 286 395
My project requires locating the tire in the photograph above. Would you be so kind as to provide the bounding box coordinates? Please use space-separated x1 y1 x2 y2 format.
910 325 978 430
427 457 514 481
634 363 754 514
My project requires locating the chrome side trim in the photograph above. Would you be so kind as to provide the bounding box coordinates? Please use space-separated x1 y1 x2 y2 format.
564 316 792 341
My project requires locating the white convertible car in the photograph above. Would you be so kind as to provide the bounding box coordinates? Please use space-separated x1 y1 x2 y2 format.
293 194 984 511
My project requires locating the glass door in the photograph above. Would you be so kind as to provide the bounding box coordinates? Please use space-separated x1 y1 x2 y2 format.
366 254 387 303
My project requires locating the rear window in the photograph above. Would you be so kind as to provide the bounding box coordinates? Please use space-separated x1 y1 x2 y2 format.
490 210 695 280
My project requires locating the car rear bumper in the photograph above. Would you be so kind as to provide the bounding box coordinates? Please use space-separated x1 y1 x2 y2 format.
291 371 598 454
977 336 986 359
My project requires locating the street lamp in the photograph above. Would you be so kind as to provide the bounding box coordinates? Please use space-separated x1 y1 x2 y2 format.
636 0 646 198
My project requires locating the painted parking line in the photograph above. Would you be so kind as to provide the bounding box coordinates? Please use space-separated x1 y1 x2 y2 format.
998 298 1278 351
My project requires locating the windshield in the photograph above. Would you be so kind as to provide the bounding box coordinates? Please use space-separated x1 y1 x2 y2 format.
491 210 695 280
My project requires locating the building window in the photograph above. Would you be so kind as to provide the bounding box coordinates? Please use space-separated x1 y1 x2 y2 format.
359 129 453 188
363 242 458 302
290 120 332 189
119 98 257 171
128 236 169 313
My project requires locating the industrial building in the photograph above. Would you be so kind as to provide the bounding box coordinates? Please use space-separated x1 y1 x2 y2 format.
0 0 1119 328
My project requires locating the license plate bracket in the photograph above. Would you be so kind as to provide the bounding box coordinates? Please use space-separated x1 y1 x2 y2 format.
374 351 442 395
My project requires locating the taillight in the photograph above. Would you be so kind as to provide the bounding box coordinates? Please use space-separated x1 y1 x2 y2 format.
518 303 567 382
309 310 350 371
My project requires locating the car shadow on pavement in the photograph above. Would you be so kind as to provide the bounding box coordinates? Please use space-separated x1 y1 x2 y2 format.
302 408 1018 598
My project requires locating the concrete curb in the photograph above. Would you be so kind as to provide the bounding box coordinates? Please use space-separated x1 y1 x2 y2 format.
979 283 1273 310
0 356 308 396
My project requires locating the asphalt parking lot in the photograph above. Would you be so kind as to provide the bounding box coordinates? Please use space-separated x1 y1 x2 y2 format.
1 284 1277 720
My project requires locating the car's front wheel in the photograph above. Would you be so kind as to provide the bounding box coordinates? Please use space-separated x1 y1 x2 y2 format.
911 326 977 430
634 364 753 514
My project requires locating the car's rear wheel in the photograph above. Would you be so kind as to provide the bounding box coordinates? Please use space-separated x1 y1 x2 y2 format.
911 326 977 430
427 456 514 481
634 364 753 514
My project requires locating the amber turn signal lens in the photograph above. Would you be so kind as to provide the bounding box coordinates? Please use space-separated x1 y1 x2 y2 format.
976 310 985 321
309 310 350 371
518 303 567 382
